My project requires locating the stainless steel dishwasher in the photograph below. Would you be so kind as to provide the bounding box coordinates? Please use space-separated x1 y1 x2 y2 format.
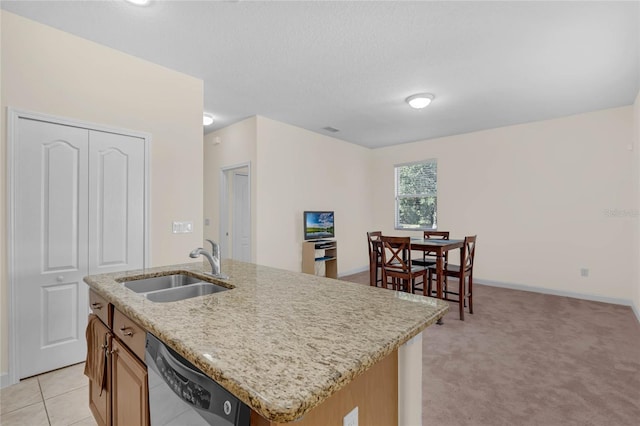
145 333 250 426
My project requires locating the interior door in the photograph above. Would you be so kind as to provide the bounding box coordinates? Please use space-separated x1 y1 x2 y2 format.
13 117 146 379
14 118 90 378
231 172 250 262
88 131 145 274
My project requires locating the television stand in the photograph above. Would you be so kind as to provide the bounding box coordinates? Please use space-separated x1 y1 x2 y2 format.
302 240 337 278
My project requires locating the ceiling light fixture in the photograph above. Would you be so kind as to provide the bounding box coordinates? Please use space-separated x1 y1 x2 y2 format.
125 0 151 5
406 93 435 109
203 113 214 126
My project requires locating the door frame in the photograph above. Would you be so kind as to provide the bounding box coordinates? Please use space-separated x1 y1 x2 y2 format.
219 162 252 261
5 108 151 387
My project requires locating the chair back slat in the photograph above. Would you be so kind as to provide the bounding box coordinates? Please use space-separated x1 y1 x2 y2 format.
367 231 382 258
380 236 411 272
367 231 383 287
461 235 477 272
380 236 427 293
421 230 450 258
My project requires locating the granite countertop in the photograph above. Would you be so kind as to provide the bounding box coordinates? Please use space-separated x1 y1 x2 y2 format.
84 259 449 423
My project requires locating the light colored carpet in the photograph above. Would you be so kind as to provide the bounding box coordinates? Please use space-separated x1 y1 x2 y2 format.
340 271 640 426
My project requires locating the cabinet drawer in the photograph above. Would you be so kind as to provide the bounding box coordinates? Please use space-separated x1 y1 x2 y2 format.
113 308 146 361
89 290 112 328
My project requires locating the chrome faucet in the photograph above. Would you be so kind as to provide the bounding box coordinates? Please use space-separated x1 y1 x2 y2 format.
190 239 227 279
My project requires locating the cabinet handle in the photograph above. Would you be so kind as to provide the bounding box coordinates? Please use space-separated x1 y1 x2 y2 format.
110 348 118 354
91 302 102 310
119 326 133 336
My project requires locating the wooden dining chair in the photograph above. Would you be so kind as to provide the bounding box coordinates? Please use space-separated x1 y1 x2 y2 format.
412 230 450 267
380 236 427 293
367 231 383 287
427 235 477 320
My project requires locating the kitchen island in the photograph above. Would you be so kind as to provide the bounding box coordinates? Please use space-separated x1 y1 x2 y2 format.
84 259 448 425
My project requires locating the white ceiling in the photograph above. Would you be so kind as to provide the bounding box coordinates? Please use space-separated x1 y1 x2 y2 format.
2 0 639 148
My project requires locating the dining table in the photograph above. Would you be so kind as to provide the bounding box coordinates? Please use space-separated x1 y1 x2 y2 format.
409 237 465 299
370 236 465 300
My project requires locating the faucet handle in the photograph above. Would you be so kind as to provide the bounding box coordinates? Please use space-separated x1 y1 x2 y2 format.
205 239 219 257
189 248 204 258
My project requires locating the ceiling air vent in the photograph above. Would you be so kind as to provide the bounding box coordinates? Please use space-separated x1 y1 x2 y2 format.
322 126 340 133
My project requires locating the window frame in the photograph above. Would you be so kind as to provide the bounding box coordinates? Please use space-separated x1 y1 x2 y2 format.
394 159 438 231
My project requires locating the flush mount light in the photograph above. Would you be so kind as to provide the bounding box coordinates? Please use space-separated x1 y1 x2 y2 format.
406 93 435 109
203 113 214 126
125 0 151 5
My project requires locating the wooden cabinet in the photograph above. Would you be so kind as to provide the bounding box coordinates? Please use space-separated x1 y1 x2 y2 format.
302 240 337 278
88 318 111 426
88 290 148 426
111 339 149 426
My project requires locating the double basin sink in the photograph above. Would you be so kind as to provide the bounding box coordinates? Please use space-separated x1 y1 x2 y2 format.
122 273 228 303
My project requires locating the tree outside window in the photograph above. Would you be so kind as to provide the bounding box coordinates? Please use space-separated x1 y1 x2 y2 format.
395 160 437 229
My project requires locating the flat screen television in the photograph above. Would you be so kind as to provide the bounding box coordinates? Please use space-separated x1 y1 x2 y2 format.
304 211 335 240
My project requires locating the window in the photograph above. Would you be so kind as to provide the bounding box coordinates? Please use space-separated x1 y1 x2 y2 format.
395 160 437 230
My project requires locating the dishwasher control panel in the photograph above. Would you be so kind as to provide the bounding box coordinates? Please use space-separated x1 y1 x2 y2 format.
155 354 212 409
145 333 250 426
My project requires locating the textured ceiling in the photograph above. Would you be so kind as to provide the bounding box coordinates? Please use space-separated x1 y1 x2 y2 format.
2 1 639 148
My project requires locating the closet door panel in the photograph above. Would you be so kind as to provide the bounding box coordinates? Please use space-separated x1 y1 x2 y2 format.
88 131 145 275
14 118 89 378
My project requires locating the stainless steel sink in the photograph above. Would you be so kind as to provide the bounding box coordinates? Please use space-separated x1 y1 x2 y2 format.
145 283 228 303
123 274 201 293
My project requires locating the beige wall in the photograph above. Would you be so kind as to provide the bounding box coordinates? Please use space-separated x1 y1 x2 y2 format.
255 116 373 273
203 117 258 261
633 90 640 317
372 107 636 302
1 12 203 376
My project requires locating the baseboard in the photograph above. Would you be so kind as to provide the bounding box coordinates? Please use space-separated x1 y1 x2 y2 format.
338 265 369 278
475 278 634 307
632 302 640 324
338 266 640 324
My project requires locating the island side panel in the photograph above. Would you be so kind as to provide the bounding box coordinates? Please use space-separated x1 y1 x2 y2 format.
398 333 423 426
261 349 398 426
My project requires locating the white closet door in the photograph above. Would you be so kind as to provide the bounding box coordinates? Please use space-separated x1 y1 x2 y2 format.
232 172 251 262
88 131 145 275
14 118 90 378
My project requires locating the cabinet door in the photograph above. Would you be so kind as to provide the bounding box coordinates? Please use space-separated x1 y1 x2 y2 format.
112 339 149 426
88 320 112 426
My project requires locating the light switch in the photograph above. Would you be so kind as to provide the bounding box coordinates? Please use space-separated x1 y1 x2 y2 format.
172 221 194 234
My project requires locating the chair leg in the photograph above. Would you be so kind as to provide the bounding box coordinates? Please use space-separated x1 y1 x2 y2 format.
459 275 465 321
422 273 428 297
468 273 474 314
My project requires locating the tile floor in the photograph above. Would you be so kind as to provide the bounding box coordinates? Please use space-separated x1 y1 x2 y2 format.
0 362 96 426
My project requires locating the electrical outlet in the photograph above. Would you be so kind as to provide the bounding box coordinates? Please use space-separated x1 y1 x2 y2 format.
343 406 358 426
580 268 589 277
